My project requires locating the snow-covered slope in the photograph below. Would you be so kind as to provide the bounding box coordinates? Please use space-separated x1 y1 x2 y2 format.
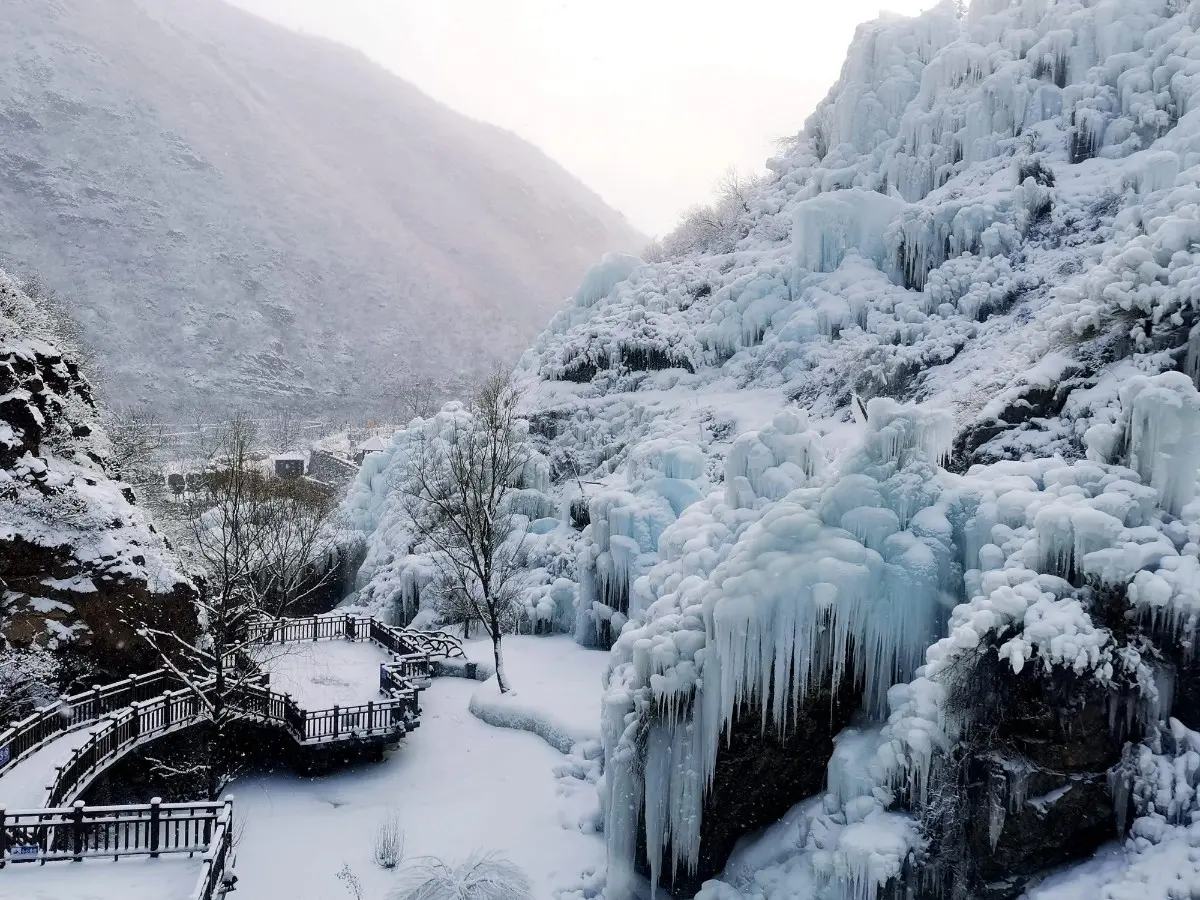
0 0 642 417
0 268 196 678
345 1 1200 898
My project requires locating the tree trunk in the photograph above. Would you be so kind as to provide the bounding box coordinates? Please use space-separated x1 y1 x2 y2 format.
492 633 510 694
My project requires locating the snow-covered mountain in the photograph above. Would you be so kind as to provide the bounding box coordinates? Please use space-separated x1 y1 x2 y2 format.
344 0 1200 898
0 0 642 418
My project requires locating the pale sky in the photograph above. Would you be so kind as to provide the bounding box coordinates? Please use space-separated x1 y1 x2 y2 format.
230 0 935 235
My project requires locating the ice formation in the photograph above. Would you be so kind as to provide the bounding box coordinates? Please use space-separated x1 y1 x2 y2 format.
343 0 1200 897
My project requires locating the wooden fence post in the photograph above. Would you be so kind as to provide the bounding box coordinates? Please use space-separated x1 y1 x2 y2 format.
312 615 319 641
0 806 7 868
367 700 375 733
71 801 85 861
332 705 340 739
129 702 140 740
149 797 162 857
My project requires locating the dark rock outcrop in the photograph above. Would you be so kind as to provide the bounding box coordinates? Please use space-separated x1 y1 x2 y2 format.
919 654 1135 900
1 274 198 679
641 671 862 897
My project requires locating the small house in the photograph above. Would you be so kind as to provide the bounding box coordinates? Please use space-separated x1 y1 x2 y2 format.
353 435 386 465
274 453 306 479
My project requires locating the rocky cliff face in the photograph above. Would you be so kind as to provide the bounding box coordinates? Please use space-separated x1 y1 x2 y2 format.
0 271 196 679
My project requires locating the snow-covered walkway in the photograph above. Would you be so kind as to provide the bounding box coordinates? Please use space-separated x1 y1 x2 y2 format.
0 854 204 900
256 639 395 708
228 637 610 899
0 723 106 810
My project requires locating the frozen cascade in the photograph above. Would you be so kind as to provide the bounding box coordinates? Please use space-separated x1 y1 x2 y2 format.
793 190 909 275
573 253 642 309
603 402 958 896
1121 372 1200 517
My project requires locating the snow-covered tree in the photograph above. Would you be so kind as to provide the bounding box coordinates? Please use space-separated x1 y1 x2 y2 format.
401 372 529 693
0 645 61 722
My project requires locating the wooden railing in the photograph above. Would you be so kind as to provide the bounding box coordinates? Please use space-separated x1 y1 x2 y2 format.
41 680 417 811
244 612 465 661
0 798 230 866
0 612 451 894
0 670 174 775
194 800 235 900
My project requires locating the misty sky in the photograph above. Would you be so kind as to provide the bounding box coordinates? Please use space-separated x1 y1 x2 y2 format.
229 0 934 235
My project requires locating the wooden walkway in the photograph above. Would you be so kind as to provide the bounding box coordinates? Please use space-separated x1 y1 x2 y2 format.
0 614 463 900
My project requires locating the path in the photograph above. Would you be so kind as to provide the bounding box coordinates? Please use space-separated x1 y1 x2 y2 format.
256 639 394 708
0 724 106 810
0 853 204 900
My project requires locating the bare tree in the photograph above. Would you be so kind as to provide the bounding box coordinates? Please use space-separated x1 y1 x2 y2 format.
388 375 442 424
266 410 305 453
140 413 336 798
104 405 169 489
660 165 765 258
402 372 529 693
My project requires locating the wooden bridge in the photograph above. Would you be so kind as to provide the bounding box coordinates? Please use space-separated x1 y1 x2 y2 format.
0 614 465 899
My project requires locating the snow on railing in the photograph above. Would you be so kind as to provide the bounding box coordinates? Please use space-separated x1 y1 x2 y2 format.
244 611 465 660
194 799 236 900
0 797 228 867
0 669 174 776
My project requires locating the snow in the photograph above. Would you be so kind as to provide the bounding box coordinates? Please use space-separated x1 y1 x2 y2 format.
256 640 396 709
333 0 1200 897
466 635 609 752
227 673 605 900
0 855 204 900
0 723 106 811
0 0 643 418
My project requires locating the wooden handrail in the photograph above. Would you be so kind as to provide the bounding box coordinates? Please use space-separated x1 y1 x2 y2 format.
0 612 446 896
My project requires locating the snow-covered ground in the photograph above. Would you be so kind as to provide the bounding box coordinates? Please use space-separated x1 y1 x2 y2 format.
0 723 106 810
0 854 204 900
465 635 609 751
256 640 394 709
228 637 607 900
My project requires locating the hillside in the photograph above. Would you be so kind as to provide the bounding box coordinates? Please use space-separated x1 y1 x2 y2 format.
0 267 196 680
0 0 642 418
343 0 1200 898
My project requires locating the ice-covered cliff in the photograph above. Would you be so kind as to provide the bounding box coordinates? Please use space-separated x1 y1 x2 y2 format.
345 0 1200 897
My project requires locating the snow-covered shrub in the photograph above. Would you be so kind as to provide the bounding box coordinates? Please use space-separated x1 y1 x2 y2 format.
373 809 405 870
389 853 532 900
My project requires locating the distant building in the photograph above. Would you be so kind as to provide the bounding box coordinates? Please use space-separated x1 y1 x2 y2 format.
308 449 360 487
274 454 306 479
353 435 387 465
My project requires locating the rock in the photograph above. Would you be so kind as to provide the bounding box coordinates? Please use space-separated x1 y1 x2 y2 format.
921 658 1130 900
1 274 198 678
640 671 861 897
